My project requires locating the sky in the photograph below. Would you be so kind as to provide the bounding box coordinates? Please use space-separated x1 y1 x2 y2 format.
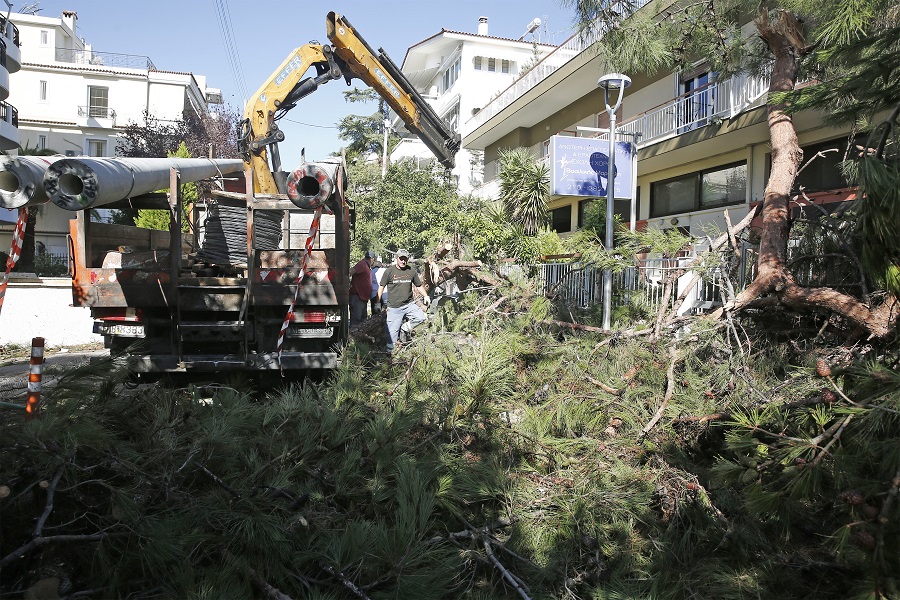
16 1 579 169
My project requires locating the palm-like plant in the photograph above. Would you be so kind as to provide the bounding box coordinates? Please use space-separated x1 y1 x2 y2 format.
498 147 549 236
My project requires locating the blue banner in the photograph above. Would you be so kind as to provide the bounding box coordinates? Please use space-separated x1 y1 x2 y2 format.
549 135 634 199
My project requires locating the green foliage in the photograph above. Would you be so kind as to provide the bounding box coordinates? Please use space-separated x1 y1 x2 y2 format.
336 87 399 164
497 147 550 236
350 159 459 258
133 142 197 232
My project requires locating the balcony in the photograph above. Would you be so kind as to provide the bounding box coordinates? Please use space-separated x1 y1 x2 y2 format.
77 105 117 128
592 74 770 148
0 101 20 150
0 16 20 73
55 48 156 70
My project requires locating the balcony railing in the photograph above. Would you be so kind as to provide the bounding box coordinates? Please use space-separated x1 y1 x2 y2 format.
55 48 155 70
0 16 19 47
1 101 19 126
467 0 650 131
589 74 770 148
78 106 116 119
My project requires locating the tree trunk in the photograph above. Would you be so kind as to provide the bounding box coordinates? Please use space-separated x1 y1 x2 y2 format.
722 8 897 339
14 207 38 273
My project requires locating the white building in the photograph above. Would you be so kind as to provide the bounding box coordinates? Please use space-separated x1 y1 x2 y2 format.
392 16 563 195
0 8 222 257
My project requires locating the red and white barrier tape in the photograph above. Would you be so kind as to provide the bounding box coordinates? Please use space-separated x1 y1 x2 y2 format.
0 208 27 316
26 337 44 419
276 206 324 367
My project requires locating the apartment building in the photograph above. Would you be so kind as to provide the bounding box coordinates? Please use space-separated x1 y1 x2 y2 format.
393 16 565 194
463 4 855 240
1 9 222 256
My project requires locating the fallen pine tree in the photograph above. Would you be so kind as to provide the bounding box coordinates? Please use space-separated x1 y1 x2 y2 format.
1 278 897 599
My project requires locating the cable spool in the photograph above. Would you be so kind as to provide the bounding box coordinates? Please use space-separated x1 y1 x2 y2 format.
198 199 283 267
286 162 336 209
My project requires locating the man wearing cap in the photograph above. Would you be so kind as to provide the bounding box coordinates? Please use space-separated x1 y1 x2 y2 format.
349 250 376 326
377 249 430 351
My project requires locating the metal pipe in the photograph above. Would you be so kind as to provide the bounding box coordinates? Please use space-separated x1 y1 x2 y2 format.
43 157 245 211
286 161 341 209
0 156 66 208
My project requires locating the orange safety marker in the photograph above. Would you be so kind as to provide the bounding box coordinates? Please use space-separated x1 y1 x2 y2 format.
25 337 44 419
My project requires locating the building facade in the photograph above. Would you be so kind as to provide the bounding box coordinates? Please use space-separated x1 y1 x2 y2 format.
393 16 564 194
463 4 856 241
0 8 222 258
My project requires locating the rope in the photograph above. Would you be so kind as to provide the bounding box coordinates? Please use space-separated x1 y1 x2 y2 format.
276 206 324 368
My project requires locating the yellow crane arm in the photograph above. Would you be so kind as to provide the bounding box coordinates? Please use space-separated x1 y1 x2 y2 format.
326 12 461 171
239 12 461 195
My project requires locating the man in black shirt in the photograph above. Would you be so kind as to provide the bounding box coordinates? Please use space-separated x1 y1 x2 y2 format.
376 249 430 351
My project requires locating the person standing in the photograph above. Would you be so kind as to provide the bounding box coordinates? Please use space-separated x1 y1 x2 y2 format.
349 250 376 326
377 249 429 351
370 259 383 313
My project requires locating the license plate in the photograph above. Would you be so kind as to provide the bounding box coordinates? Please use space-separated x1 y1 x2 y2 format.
285 326 333 339
94 322 146 338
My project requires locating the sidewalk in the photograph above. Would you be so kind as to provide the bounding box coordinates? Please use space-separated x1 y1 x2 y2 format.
0 277 101 348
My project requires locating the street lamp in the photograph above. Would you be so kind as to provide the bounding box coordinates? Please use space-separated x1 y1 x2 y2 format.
597 73 631 331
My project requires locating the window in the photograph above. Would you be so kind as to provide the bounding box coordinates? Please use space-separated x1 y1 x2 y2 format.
487 58 496 72
40 30 48 45
441 58 460 93
474 56 514 74
770 135 864 194
39 80 47 101
473 56 482 70
88 86 109 118
87 140 106 157
501 59 511 74
551 206 572 233
677 67 716 133
650 162 746 218
37 135 47 150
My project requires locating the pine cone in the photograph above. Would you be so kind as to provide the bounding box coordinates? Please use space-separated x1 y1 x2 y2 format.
821 390 837 403
861 504 880 520
840 490 865 505
850 530 875 551
816 358 832 377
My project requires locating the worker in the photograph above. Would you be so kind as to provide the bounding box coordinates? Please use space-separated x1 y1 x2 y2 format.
370 258 383 313
377 249 429 351
349 250 376 326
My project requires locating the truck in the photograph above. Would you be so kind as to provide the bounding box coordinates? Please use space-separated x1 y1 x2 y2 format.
67 11 460 375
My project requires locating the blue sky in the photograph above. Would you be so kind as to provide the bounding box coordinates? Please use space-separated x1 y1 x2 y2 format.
17 1 577 169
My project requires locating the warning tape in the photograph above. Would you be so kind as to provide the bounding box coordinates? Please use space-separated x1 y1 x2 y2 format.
276 206 324 367
0 208 28 316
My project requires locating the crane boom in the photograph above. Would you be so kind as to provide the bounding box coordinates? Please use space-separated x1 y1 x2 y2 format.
240 12 461 195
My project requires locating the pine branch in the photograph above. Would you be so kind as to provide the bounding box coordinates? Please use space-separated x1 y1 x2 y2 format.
0 533 107 568
320 563 372 600
33 463 66 538
641 347 681 437
482 536 532 600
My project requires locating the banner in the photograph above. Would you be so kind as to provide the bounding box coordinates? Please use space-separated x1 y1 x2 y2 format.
549 135 634 199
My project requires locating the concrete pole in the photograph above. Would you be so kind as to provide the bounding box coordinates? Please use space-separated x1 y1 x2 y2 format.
602 106 616 331
43 157 245 211
0 156 67 208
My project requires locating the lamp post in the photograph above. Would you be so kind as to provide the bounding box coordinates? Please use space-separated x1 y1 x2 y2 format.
381 117 391 179
597 72 631 331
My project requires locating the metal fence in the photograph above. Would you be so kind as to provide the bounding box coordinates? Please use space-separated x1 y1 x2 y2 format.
501 253 744 316
55 48 156 70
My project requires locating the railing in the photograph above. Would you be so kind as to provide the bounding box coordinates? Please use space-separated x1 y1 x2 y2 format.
1 101 18 127
55 48 156 70
467 0 651 131
78 106 116 119
0 16 19 47
499 254 733 315
591 74 770 147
